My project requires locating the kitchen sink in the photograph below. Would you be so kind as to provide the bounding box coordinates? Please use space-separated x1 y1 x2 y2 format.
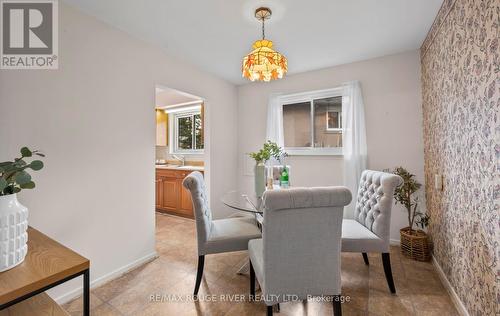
156 164 204 171
177 165 204 171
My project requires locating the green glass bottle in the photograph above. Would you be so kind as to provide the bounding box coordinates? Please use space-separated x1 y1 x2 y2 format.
280 166 289 188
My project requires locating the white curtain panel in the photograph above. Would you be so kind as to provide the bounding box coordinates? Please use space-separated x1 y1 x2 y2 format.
266 93 284 147
342 81 368 218
265 84 367 219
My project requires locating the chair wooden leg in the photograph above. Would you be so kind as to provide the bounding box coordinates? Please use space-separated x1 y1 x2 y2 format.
362 253 369 265
267 305 273 316
333 295 342 316
382 253 396 293
249 259 256 299
193 255 205 296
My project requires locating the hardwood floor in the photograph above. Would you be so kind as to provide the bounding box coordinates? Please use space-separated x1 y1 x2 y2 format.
63 213 459 315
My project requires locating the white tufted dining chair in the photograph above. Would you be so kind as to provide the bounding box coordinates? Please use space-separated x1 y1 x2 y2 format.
341 170 402 293
182 171 262 296
249 187 352 316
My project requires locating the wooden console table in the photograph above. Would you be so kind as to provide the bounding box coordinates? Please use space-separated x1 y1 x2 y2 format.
0 227 90 315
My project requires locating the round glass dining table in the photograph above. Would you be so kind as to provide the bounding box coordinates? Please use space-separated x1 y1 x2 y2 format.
221 190 263 214
220 190 264 278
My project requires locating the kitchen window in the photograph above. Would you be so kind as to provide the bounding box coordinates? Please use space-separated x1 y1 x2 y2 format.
170 109 204 155
280 88 343 155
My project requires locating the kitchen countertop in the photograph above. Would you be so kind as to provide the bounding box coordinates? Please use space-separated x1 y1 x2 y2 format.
155 164 204 171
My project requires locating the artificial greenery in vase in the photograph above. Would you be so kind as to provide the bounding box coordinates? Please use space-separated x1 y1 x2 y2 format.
0 147 45 195
248 140 287 164
249 141 287 196
0 147 45 271
393 167 430 234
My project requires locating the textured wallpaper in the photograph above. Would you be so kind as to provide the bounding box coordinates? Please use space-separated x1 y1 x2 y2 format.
420 0 499 315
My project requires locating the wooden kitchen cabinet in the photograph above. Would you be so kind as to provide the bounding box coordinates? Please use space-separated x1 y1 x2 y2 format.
161 178 179 210
155 168 201 218
155 178 162 209
179 182 194 214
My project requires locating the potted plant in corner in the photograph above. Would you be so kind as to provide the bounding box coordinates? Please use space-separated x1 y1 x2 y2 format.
393 166 431 262
249 141 286 197
0 147 44 271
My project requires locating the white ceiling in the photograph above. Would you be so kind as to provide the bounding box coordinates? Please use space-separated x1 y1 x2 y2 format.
63 0 442 85
155 86 201 108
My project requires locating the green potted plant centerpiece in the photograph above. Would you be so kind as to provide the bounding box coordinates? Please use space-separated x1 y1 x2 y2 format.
249 141 286 197
393 167 431 261
0 147 44 271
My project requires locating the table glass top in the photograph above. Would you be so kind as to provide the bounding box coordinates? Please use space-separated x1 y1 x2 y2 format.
221 190 263 213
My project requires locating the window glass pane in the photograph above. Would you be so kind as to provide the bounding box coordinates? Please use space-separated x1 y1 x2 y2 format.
178 116 193 149
313 96 342 148
194 114 203 150
283 102 312 147
327 111 341 129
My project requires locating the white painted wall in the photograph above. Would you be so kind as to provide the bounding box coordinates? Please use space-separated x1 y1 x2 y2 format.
0 3 237 301
237 50 425 242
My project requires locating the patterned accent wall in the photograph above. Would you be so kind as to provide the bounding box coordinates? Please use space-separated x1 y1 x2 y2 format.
420 0 499 315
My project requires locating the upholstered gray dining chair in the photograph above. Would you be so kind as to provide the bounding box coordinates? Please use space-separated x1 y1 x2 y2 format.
248 187 352 316
182 171 262 296
341 170 402 293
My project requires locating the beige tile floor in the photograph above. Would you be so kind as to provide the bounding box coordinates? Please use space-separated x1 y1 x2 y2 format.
64 213 459 316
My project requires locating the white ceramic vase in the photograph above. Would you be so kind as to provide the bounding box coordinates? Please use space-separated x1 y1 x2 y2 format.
254 162 266 197
0 194 28 272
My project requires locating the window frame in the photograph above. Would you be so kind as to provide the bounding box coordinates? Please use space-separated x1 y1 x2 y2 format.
280 87 344 156
326 110 342 132
169 108 204 155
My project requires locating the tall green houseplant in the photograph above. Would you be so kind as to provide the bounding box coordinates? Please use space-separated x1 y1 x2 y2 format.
393 167 429 234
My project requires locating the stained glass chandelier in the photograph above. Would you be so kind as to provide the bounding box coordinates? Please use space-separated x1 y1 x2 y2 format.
242 7 288 82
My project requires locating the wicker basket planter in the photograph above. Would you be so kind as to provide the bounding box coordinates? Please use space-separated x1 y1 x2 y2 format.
400 227 431 261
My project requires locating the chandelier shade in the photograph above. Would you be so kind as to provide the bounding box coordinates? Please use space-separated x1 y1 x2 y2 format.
242 7 287 82
242 40 287 82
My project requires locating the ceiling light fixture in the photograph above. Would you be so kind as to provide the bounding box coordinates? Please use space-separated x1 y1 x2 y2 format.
242 7 287 82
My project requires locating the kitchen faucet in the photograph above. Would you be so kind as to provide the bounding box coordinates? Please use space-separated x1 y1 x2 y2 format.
172 154 185 166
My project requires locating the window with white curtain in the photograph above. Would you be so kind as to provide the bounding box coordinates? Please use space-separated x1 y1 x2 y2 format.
280 88 344 155
266 81 367 217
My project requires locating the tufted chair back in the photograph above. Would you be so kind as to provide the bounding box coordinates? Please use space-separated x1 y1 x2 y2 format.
182 171 212 254
260 187 352 302
354 170 402 244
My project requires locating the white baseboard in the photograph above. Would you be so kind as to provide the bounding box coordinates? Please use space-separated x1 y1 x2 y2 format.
390 238 400 245
54 251 158 305
432 256 469 316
